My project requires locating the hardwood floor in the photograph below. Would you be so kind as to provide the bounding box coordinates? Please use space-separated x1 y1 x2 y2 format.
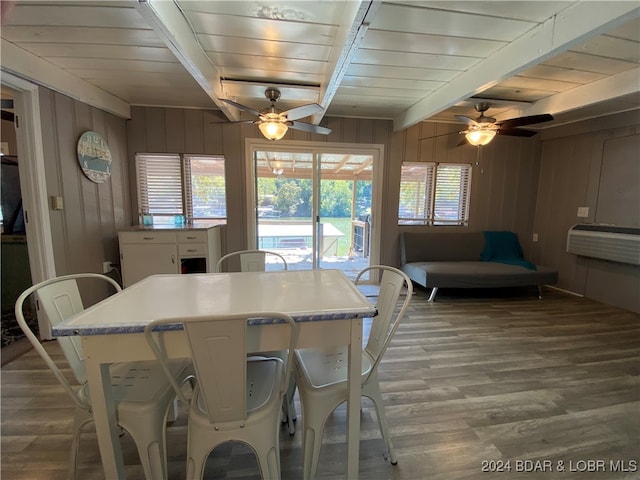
2 287 639 479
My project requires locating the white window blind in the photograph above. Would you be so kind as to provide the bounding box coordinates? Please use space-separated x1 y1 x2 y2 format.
135 153 227 223
433 164 472 225
136 153 184 217
398 162 435 225
398 162 471 226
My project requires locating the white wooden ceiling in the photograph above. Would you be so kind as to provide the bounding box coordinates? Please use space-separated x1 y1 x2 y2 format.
1 0 639 131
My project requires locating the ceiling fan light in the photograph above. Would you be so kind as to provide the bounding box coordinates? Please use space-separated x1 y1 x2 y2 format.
465 128 496 146
259 120 288 141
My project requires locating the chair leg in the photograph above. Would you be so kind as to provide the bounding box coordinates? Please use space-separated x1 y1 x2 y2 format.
255 442 280 480
298 397 332 480
127 417 168 480
283 378 297 435
286 401 296 435
186 453 205 480
69 408 93 480
167 397 179 423
366 381 397 465
185 433 211 480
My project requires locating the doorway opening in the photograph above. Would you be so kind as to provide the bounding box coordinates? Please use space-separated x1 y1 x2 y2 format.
0 86 34 353
246 140 383 279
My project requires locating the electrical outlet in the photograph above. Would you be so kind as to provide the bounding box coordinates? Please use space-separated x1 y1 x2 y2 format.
102 261 113 273
577 206 589 217
532 233 539 242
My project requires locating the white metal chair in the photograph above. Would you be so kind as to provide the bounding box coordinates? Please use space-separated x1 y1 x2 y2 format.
145 311 299 480
14 273 192 480
215 249 288 273
294 265 413 479
215 248 297 435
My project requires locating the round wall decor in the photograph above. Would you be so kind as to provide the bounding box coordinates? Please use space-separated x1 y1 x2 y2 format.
77 131 112 183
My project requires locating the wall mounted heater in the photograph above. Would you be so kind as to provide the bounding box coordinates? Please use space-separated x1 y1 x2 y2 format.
566 224 640 266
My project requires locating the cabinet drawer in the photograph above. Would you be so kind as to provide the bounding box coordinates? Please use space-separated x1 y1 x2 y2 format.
178 243 207 257
119 231 177 244
177 230 207 243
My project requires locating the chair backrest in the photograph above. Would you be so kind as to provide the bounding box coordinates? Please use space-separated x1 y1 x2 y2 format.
216 249 288 273
145 312 298 424
355 265 412 381
14 273 121 405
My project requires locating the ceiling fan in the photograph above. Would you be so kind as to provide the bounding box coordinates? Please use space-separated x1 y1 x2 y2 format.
456 102 554 146
218 88 331 140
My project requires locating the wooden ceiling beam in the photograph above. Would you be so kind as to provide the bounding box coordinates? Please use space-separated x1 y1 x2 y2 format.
510 66 640 122
135 0 240 121
0 39 130 118
393 2 640 131
311 0 381 124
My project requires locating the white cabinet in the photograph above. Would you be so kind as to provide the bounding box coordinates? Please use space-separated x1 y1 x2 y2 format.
119 225 222 287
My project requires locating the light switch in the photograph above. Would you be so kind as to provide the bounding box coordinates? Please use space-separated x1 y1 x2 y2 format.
50 196 64 210
577 206 589 217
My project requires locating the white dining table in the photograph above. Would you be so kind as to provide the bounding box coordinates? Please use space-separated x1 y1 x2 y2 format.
52 269 376 479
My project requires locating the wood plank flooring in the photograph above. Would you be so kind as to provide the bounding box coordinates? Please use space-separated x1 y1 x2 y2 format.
2 287 639 479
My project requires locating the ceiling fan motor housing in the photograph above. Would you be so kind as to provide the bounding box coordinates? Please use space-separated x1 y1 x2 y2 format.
474 102 496 123
265 88 282 103
218 87 331 137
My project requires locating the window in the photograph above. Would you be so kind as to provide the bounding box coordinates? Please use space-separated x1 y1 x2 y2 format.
136 153 226 222
398 162 471 225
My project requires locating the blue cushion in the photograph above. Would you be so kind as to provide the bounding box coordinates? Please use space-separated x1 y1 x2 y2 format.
481 231 536 270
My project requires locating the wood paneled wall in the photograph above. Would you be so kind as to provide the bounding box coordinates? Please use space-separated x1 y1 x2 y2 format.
126 108 395 257
127 107 542 268
389 121 542 263
32 90 639 312
535 110 640 312
37 88 130 292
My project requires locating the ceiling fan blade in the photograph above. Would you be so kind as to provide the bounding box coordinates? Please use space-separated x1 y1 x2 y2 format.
455 115 479 126
419 131 461 141
289 121 331 135
210 120 256 125
497 128 538 137
220 98 261 117
457 137 469 147
282 103 323 121
497 113 553 129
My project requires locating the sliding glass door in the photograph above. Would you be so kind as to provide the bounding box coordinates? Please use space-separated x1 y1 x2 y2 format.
247 140 381 279
255 150 315 269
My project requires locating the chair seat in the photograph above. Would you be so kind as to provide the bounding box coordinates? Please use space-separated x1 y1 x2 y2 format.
80 359 191 407
295 347 373 389
194 357 283 418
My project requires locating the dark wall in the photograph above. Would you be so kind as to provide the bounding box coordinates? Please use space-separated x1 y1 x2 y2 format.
127 107 544 271
37 87 130 287
535 110 640 312
33 90 639 312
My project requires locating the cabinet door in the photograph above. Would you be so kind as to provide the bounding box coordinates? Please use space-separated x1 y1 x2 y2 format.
120 243 178 287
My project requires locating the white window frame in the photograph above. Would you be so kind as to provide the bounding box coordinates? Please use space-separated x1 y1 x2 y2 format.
398 162 472 226
135 153 226 223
